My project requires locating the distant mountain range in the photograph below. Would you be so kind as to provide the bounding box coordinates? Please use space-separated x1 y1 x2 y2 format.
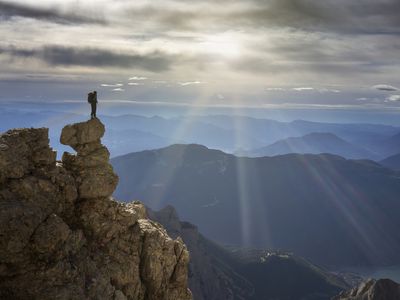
149 206 352 300
380 153 400 171
240 132 378 160
1 110 399 159
112 144 400 268
376 133 400 158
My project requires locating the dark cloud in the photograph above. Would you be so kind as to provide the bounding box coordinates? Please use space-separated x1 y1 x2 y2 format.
242 0 400 34
373 84 399 92
0 1 105 24
0 0 399 102
229 0 400 34
122 5 209 31
0 45 174 72
130 0 400 35
250 33 399 69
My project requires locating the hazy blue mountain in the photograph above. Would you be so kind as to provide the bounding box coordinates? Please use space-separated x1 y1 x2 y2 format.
103 128 170 157
243 132 378 160
149 206 351 300
283 121 400 159
380 153 400 171
1 109 399 158
112 144 400 268
378 133 400 157
201 115 399 148
101 114 265 152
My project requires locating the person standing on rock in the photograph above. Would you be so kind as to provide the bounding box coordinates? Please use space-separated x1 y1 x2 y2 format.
88 91 98 119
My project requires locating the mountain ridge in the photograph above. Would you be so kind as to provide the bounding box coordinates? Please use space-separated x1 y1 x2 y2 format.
112 143 400 268
2 110 399 158
380 153 400 171
241 132 378 160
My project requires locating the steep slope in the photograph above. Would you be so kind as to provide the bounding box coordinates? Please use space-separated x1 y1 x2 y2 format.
245 132 378 160
334 279 400 300
112 144 400 267
148 206 254 300
0 119 191 300
380 153 400 171
149 206 351 300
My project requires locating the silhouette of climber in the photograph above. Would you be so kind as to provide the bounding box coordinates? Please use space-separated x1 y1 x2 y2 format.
88 91 98 118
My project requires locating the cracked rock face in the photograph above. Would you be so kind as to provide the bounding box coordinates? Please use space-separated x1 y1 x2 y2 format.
60 118 119 199
0 119 192 300
333 279 400 300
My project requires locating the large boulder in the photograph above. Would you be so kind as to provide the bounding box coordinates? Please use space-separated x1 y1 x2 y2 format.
60 118 105 150
61 118 118 198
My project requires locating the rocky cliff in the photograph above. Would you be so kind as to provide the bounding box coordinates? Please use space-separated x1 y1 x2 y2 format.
148 206 253 300
333 279 400 300
0 118 192 300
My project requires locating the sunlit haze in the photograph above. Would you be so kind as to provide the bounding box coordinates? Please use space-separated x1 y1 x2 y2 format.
0 0 399 116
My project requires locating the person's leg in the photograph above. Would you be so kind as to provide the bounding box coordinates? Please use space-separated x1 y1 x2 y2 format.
93 103 97 118
91 103 95 118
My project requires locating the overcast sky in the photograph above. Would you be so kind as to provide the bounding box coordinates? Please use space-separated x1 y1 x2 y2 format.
0 0 400 110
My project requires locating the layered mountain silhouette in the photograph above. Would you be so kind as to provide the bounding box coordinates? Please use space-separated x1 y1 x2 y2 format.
374 132 400 158
112 144 400 267
241 132 378 160
149 206 351 300
380 153 400 171
1 110 399 159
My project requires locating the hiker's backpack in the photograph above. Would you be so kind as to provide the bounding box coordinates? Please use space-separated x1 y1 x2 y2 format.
87 92 93 103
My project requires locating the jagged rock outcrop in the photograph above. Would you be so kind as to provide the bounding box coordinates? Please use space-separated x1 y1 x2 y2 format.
60 118 118 199
0 119 192 300
333 279 400 300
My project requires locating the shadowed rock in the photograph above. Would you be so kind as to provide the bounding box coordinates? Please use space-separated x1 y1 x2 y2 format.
333 279 400 300
0 128 56 184
0 121 192 300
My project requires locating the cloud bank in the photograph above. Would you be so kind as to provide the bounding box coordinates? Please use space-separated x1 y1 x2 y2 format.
0 0 399 108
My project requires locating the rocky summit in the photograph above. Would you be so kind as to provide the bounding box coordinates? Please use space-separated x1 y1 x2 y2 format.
333 279 400 300
60 118 118 199
0 118 192 300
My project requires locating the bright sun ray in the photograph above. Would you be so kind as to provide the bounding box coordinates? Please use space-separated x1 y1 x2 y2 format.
198 33 242 59
295 155 386 263
233 104 256 246
148 82 216 209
